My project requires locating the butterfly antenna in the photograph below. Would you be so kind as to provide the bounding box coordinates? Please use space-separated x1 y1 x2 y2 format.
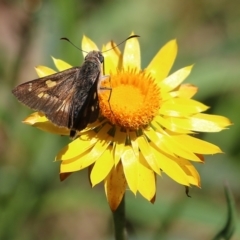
102 34 140 53
61 35 140 54
60 37 88 54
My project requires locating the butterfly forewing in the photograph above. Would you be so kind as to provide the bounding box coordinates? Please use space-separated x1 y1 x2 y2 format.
12 51 104 137
12 67 81 128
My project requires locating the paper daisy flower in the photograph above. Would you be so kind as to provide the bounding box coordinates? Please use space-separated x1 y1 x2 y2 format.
23 34 231 210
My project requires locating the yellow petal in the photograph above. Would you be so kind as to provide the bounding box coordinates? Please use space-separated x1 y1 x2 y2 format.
149 119 165 133
187 167 201 187
60 128 113 172
146 39 177 81
185 163 201 187
144 127 175 155
161 91 179 102
160 65 193 91
104 162 127 211
113 128 127 166
85 118 108 130
153 116 193 134
23 112 47 124
137 162 156 201
159 98 209 116
145 126 190 160
88 135 112 162
150 116 194 137
172 135 222 154
189 113 232 132
137 135 160 174
129 131 139 158
82 35 99 58
178 84 198 98
123 33 141 70
149 127 202 162
52 57 72 71
60 149 93 173
35 66 56 77
150 143 190 186
170 156 200 187
104 41 121 58
56 131 98 161
121 146 138 194
91 146 114 186
102 51 116 75
102 42 121 74
23 112 69 135
162 117 193 132
75 124 112 163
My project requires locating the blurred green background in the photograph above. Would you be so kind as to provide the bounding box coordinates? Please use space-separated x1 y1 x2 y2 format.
0 0 240 239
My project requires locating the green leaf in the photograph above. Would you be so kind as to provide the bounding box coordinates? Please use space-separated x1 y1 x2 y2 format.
212 184 237 240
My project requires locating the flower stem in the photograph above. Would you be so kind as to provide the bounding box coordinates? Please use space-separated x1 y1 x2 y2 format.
113 195 127 240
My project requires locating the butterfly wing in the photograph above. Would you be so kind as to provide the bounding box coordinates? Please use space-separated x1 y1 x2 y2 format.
13 55 103 137
12 67 81 128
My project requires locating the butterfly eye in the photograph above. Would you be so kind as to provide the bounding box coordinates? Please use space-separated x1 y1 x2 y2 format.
98 53 104 63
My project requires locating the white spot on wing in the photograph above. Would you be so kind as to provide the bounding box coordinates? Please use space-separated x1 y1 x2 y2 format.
38 93 50 99
45 80 57 88
43 93 49 99
38 92 44 98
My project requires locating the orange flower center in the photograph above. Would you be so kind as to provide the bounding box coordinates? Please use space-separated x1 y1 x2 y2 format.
99 69 161 130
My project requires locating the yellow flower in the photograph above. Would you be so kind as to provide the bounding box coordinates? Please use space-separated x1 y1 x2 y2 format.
24 34 231 211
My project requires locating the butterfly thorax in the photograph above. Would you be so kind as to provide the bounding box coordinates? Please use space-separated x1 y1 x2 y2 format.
85 50 104 64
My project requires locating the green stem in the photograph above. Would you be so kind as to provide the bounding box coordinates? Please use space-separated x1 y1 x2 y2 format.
112 195 127 240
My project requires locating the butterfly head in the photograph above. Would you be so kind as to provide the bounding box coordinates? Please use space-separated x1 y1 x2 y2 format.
85 51 104 64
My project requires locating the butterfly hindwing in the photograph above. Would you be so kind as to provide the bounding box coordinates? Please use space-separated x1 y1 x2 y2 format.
71 77 99 127
68 61 101 137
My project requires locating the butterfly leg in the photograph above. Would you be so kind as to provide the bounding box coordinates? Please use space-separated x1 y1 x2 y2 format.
99 76 116 122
